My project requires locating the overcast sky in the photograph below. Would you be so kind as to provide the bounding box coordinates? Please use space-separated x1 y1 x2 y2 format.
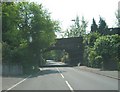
29 0 119 38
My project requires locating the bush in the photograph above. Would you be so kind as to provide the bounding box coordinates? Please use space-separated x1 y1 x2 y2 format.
83 32 100 67
94 56 103 68
83 32 100 47
88 48 102 68
94 34 120 70
88 48 96 67
83 33 119 70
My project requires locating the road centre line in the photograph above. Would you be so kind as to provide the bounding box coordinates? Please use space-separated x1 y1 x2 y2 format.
60 73 65 78
5 74 32 92
65 81 74 92
56 68 64 78
56 68 74 92
56 67 60 73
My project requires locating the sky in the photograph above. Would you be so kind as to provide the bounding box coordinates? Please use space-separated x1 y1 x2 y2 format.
29 0 120 38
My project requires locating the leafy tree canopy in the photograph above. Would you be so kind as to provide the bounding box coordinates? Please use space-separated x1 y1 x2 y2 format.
98 16 108 34
91 18 98 32
63 16 88 38
2 2 60 71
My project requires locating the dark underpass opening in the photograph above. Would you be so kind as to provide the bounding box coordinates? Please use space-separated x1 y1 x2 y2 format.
43 37 84 66
43 50 70 67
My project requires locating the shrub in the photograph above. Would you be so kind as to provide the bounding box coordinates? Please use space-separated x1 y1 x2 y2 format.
83 32 100 66
94 34 120 70
88 48 103 68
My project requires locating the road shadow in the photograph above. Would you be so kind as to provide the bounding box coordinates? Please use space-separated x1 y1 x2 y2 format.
2 66 67 78
29 67 66 78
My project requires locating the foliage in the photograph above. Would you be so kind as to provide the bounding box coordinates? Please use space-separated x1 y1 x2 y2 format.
94 34 120 70
2 2 60 73
83 32 100 67
98 17 108 34
2 2 21 47
94 35 119 59
83 31 119 70
88 47 103 68
83 32 100 47
91 18 98 32
64 16 88 38
80 16 88 35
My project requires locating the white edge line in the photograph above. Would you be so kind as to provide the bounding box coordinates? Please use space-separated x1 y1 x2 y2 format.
65 81 74 91
5 74 32 92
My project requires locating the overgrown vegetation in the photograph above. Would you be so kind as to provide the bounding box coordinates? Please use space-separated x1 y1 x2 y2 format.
83 15 120 70
2 2 120 73
63 14 120 70
83 33 120 70
2 2 60 73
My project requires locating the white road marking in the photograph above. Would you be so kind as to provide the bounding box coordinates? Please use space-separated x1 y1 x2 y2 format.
5 75 32 92
65 81 74 92
56 68 65 78
56 67 74 91
39 67 43 71
56 67 60 73
60 73 64 78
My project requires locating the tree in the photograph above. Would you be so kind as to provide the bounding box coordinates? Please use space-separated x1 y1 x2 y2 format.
2 2 21 46
2 2 22 64
64 16 88 38
80 16 88 35
98 17 108 34
2 2 60 73
91 18 98 32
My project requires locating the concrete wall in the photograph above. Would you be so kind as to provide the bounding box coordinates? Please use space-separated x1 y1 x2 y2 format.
0 64 2 75
2 63 23 76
